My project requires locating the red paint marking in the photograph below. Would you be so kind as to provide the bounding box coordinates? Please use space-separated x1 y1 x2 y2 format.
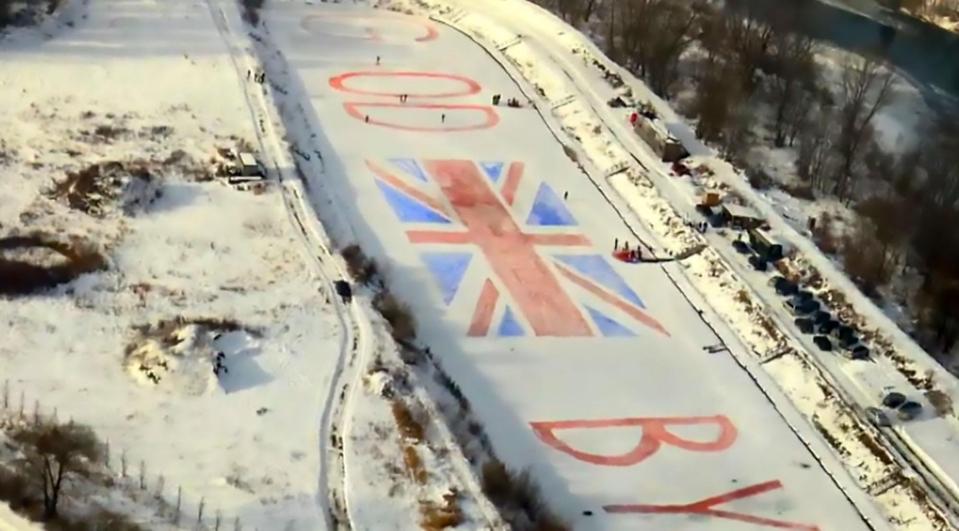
527 234 591 246
530 416 737 466
343 102 499 132
424 160 593 336
604 480 820 530
407 230 472 244
469 279 499 336
501 162 524 206
555 263 669 336
329 71 481 99
301 13 438 42
366 161 450 217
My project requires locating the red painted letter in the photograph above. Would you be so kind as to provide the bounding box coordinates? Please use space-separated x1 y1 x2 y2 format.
530 416 737 466
342 102 499 132
604 480 820 530
330 71 482 99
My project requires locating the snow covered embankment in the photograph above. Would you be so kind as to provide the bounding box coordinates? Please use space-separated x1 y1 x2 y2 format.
232 6 509 529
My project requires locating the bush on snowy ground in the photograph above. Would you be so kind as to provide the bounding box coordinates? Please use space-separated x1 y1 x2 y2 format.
0 233 107 296
480 460 570 531
239 0 265 26
341 244 380 285
375 291 417 342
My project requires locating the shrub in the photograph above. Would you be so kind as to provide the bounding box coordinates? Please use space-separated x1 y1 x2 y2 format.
481 459 513 502
811 213 839 255
925 389 954 418
240 0 265 25
0 466 34 510
374 291 417 342
402 446 427 485
391 400 424 442
341 244 379 285
783 181 816 201
0 235 107 296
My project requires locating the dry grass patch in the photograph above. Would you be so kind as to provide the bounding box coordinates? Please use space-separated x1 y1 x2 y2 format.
0 233 107 296
391 400 425 443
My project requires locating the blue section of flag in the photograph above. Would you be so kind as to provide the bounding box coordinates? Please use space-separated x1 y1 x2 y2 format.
526 183 576 226
376 180 450 224
585 306 636 337
480 161 504 184
389 158 429 182
498 306 525 337
421 252 472 305
554 254 646 308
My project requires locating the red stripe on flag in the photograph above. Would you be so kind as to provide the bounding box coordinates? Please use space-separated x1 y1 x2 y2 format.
555 263 669 337
366 160 451 218
407 230 472 244
468 279 499 337
501 162 524 206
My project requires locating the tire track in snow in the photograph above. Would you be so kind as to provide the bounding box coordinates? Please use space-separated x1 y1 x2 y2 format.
202 2 369 529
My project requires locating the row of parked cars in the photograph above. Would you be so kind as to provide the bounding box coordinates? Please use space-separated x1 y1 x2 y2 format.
768 268 923 424
768 275 871 360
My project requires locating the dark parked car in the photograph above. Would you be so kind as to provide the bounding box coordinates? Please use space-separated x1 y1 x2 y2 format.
832 325 857 341
882 392 907 409
733 240 751 254
897 401 923 421
770 276 798 296
786 298 820 316
748 255 768 271
795 318 815 334
812 310 831 325
866 406 892 427
813 335 832 351
817 319 839 335
848 345 870 360
795 290 815 302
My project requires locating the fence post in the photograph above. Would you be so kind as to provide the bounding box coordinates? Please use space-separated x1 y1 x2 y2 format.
17 390 24 418
156 474 165 499
121 450 128 477
32 399 39 426
197 497 205 524
215 510 222 531
2 380 8 410
174 486 182 525
234 516 241 531
139 460 146 490
104 440 111 470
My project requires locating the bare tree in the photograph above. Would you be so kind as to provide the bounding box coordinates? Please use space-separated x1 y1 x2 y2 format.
768 33 818 147
615 0 700 97
796 100 838 190
832 56 895 200
12 421 102 519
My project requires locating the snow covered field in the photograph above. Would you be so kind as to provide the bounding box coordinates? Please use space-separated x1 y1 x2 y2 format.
259 2 886 528
0 1 347 528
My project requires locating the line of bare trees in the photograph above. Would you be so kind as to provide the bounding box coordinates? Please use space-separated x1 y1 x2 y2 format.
534 0 959 362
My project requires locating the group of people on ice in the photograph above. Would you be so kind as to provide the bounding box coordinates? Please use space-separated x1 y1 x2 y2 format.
613 238 644 263
247 68 266 84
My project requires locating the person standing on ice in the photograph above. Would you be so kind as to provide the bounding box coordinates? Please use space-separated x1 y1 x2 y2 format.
614 238 619 250
376 55 381 65
441 113 446 123
563 191 569 200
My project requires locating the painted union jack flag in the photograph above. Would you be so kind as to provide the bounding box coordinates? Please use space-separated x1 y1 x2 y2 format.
366 158 669 338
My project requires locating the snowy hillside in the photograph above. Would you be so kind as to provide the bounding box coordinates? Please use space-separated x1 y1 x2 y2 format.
0 0 344 528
